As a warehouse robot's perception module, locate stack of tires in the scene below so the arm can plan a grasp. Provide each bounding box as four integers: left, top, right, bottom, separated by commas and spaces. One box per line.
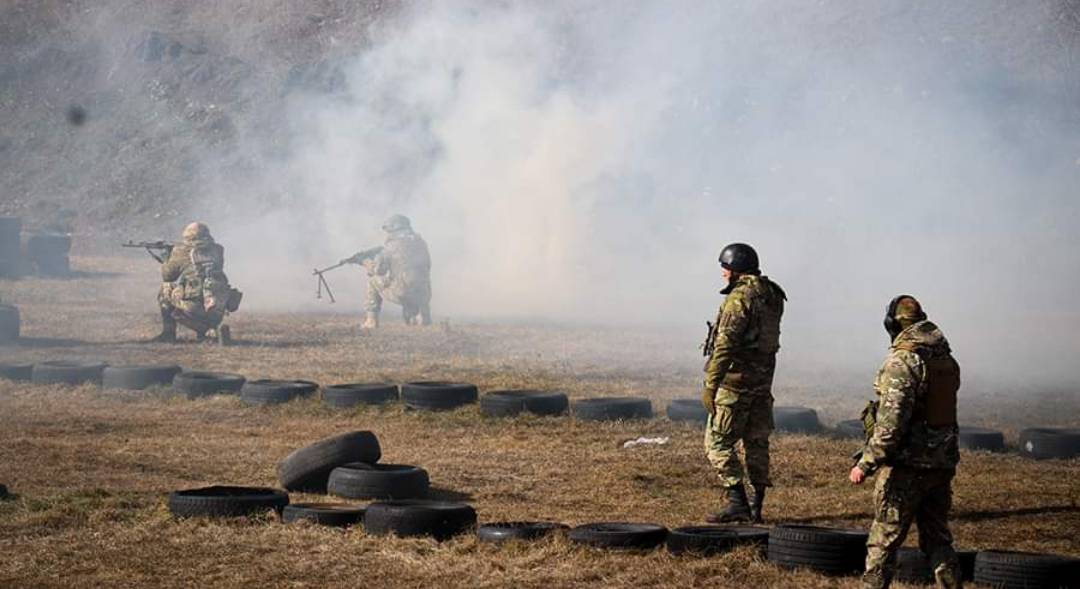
767, 525, 868, 576
26, 232, 71, 277
0, 217, 20, 278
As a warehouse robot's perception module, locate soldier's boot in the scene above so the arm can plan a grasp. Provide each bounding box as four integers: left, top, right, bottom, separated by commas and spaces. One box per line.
361, 312, 379, 329
149, 310, 177, 343
217, 325, 232, 346
749, 485, 767, 524
933, 562, 962, 589
705, 485, 752, 523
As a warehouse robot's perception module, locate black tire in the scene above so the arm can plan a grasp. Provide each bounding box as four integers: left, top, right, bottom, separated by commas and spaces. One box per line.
322, 383, 399, 408
0, 216, 20, 278
27, 234, 72, 277
573, 397, 653, 421
666, 525, 769, 556
281, 503, 366, 527
834, 419, 865, 439
767, 525, 868, 576
400, 382, 478, 411
276, 431, 382, 492
958, 426, 1006, 452
477, 521, 568, 543
240, 379, 320, 406
31, 360, 107, 386
0, 363, 33, 381
327, 463, 429, 500
568, 522, 668, 550
1018, 428, 1080, 460
172, 371, 246, 398
666, 399, 709, 424
895, 547, 934, 584
773, 406, 822, 434
974, 550, 1080, 588
480, 390, 569, 417
167, 486, 289, 518
102, 364, 183, 390
0, 304, 20, 341
363, 500, 477, 541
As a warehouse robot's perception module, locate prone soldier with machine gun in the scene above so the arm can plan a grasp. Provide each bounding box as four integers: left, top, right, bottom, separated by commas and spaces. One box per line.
124, 223, 241, 344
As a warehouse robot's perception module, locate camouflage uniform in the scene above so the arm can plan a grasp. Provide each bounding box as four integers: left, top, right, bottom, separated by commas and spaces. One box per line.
857, 320, 962, 589
158, 229, 231, 336
703, 274, 786, 488
364, 228, 432, 325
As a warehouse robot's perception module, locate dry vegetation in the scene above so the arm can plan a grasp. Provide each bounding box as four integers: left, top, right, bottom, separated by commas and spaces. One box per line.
0, 256, 1077, 588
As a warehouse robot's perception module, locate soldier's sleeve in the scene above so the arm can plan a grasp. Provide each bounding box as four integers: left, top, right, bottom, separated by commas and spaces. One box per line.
159, 245, 188, 282
372, 246, 391, 276
858, 350, 921, 474
703, 293, 751, 392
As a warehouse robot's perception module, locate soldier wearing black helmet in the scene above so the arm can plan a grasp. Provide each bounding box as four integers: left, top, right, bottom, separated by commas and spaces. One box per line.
342, 214, 432, 328
701, 242, 787, 524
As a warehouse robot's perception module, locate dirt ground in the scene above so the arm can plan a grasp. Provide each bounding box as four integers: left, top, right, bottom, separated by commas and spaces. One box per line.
1, 256, 1078, 588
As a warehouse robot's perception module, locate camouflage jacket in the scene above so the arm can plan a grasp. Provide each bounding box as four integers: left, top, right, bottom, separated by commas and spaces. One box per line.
161, 237, 229, 301
858, 320, 961, 474
703, 274, 786, 395
372, 230, 431, 295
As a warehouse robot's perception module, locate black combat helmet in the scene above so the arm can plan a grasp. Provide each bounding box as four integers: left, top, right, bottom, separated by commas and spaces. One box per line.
718, 243, 759, 273
382, 214, 412, 233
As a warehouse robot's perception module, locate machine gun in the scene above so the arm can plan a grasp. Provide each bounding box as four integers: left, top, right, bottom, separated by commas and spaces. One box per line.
312, 246, 384, 304
700, 320, 717, 358
122, 240, 174, 263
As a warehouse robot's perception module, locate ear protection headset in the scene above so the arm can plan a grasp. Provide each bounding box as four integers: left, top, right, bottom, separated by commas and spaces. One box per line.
884, 294, 926, 339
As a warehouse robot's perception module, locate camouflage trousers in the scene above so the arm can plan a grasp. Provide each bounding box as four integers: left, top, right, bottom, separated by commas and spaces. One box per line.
159, 283, 225, 334
863, 466, 960, 589
704, 389, 774, 488
365, 276, 431, 324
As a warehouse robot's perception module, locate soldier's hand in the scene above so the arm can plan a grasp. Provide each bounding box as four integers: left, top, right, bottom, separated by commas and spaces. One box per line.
849, 465, 866, 485
700, 387, 716, 416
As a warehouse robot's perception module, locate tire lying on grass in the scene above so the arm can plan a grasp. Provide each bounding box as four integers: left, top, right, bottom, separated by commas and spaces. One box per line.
0, 363, 33, 382
573, 397, 653, 422
282, 503, 366, 527
167, 486, 289, 518
767, 524, 868, 576
240, 379, 319, 406
277, 431, 382, 492
834, 419, 865, 439
322, 383, 398, 408
974, 550, 1080, 588
773, 406, 822, 434
569, 522, 668, 550
328, 463, 429, 500
666, 526, 769, 556
173, 371, 246, 398
102, 364, 183, 391
0, 304, 19, 341
363, 500, 477, 541
1018, 428, 1080, 460
477, 522, 568, 543
401, 382, 478, 411
958, 427, 1005, 452
480, 390, 569, 417
31, 361, 107, 386
666, 399, 708, 424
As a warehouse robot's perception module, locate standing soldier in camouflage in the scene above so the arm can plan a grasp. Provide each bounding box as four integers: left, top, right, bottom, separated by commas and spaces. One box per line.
151, 222, 240, 344
850, 295, 962, 589
343, 214, 431, 329
701, 242, 786, 524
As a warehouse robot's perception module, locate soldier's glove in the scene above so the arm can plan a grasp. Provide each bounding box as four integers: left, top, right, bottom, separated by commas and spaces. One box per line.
701, 386, 716, 416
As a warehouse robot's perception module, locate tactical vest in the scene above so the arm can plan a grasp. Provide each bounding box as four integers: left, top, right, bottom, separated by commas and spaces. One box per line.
896, 341, 960, 427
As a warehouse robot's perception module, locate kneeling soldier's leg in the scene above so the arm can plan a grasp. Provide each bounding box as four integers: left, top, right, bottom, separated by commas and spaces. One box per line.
864, 467, 918, 589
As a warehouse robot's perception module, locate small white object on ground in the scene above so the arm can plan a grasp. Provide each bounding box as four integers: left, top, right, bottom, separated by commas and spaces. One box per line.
622, 436, 670, 449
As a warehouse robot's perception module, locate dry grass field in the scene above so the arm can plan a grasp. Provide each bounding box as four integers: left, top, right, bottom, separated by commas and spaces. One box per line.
1, 256, 1078, 588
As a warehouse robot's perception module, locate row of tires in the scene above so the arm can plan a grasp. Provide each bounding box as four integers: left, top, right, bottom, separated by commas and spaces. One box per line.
4, 360, 1080, 459
161, 488, 1079, 588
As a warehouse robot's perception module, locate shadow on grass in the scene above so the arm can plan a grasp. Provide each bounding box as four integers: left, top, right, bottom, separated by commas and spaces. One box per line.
1, 336, 91, 348
428, 486, 474, 502
786, 504, 1080, 525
